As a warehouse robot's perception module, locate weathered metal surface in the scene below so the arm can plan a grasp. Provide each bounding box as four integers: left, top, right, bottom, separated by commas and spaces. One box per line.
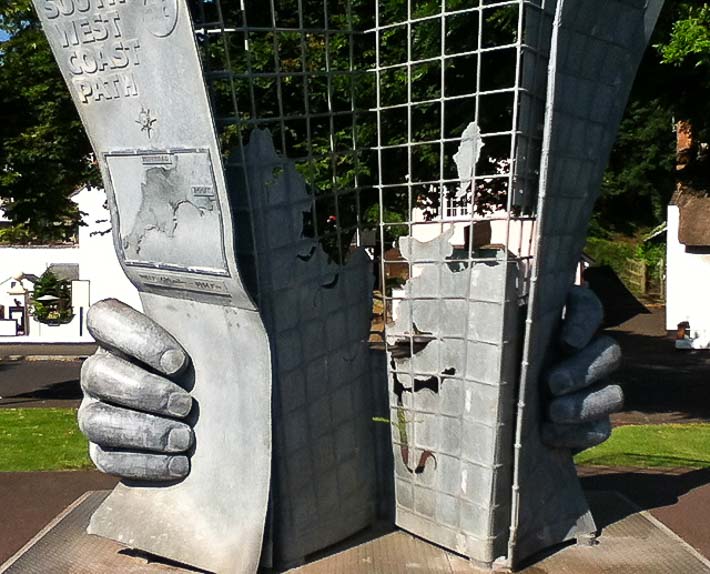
32, 0, 666, 571
229, 129, 378, 567
31, 0, 272, 571
4, 490, 710, 574
375, 1, 645, 566
385, 228, 522, 566
511, 0, 666, 566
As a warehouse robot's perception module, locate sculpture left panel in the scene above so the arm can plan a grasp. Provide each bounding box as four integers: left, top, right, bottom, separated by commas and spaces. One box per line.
31, 0, 272, 572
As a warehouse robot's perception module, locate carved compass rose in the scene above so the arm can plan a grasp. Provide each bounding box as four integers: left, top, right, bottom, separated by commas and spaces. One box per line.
136, 106, 158, 139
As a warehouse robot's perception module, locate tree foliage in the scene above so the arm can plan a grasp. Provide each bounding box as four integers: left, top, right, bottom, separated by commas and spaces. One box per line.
657, 4, 710, 68
30, 269, 74, 324
596, 1, 710, 236
198, 0, 517, 259
2, 0, 709, 244
597, 99, 676, 232
0, 0, 98, 243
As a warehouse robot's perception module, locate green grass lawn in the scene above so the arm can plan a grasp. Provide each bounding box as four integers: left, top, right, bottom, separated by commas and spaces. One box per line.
0, 408, 92, 472
1, 407, 708, 472
575, 423, 710, 469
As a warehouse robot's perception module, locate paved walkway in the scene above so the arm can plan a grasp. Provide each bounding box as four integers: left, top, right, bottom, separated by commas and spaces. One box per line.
0, 343, 96, 360
0, 471, 118, 564
2, 488, 709, 574
606, 307, 710, 426
578, 465, 710, 560
1, 466, 707, 570
0, 360, 83, 408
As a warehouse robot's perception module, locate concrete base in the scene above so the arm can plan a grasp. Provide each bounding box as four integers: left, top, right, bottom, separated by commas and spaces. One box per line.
2, 490, 709, 574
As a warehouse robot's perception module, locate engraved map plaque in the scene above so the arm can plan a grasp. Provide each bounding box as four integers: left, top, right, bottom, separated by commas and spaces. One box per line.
105, 150, 228, 275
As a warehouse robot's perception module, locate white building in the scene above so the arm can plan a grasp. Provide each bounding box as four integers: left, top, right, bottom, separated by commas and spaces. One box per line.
0, 188, 141, 343
666, 190, 710, 349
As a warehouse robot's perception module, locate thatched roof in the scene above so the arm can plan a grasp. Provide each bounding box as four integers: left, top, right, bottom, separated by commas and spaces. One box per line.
675, 191, 710, 247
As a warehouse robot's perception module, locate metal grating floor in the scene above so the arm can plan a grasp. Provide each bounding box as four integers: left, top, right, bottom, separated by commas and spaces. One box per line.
2, 490, 708, 574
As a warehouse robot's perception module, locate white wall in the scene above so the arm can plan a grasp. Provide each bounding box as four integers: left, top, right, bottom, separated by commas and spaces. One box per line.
0, 244, 81, 279
666, 204, 710, 332
410, 208, 536, 258
0, 187, 141, 343
73, 187, 142, 311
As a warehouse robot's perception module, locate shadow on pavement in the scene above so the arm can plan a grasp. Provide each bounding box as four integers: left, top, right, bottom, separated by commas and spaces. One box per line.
0, 360, 83, 408
585, 265, 650, 328
580, 467, 710, 559
582, 468, 710, 521
0, 379, 83, 406
609, 329, 710, 423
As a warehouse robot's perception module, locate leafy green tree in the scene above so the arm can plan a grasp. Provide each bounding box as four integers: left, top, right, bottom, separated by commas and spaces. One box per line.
655, 1, 710, 194
595, 1, 710, 236
655, 1, 710, 146
657, 4, 710, 69
596, 99, 676, 232
30, 269, 74, 324
199, 0, 519, 261
0, 0, 99, 243
7, 0, 704, 248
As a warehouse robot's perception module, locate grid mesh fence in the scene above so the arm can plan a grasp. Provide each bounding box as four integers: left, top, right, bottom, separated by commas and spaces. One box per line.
190, 1, 380, 564
188, 0, 554, 565
370, 1, 553, 562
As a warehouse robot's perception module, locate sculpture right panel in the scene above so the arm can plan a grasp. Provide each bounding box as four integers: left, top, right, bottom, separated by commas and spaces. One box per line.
512, 0, 665, 566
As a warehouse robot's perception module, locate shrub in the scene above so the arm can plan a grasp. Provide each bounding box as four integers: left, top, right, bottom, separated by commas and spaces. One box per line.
31, 270, 74, 325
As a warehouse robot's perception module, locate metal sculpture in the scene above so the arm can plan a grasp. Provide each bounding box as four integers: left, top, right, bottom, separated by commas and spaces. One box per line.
31, 0, 663, 572
372, 0, 662, 568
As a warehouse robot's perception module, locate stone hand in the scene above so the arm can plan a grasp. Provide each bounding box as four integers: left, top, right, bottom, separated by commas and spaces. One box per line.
541, 286, 624, 451
78, 299, 194, 481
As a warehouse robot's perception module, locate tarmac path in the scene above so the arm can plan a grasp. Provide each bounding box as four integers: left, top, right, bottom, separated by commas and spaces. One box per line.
0, 360, 83, 409
579, 465, 710, 561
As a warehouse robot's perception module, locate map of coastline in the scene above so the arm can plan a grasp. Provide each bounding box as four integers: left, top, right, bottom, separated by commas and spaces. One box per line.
109, 151, 227, 273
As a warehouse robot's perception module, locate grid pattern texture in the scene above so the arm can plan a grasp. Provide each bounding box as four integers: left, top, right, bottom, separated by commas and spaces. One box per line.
189, 0, 551, 565
372, 1, 551, 565
512, 0, 665, 565
190, 2, 379, 566
186, 0, 661, 568
227, 130, 377, 565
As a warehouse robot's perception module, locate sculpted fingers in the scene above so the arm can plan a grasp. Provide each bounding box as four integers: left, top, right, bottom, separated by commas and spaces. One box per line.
81, 353, 192, 418
79, 306, 194, 482
544, 289, 622, 452
541, 418, 611, 450
79, 401, 194, 454
89, 443, 190, 481
548, 384, 624, 424
87, 299, 189, 376
546, 335, 621, 396
561, 287, 604, 352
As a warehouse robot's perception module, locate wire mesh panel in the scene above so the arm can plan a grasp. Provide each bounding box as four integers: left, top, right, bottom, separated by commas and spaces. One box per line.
186, 0, 620, 568
370, 0, 554, 565
190, 0, 557, 566
189, 1, 381, 567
